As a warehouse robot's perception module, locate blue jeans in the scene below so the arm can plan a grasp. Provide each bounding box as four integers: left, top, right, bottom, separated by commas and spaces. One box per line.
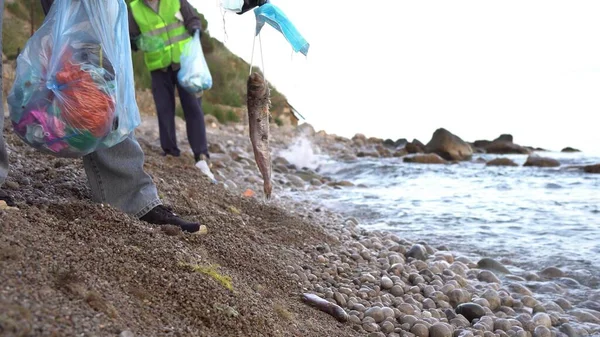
0, 1, 161, 217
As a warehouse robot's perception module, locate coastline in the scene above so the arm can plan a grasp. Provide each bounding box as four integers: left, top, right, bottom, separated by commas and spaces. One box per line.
1, 114, 598, 337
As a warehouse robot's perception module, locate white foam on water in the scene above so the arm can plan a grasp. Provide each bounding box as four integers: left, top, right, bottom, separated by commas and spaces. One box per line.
276, 135, 330, 170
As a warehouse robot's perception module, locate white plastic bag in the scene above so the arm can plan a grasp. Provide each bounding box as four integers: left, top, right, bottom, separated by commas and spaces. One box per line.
177, 30, 213, 94
220, 0, 244, 13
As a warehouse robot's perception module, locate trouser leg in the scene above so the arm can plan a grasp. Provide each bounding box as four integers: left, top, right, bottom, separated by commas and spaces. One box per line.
175, 70, 209, 160
82, 132, 161, 218
151, 68, 179, 156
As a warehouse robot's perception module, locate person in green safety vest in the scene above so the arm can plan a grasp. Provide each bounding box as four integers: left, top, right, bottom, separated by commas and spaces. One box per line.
128, 0, 215, 180
0, 0, 208, 234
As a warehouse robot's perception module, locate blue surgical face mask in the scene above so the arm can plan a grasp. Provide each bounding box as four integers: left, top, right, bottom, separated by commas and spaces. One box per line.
254, 3, 309, 56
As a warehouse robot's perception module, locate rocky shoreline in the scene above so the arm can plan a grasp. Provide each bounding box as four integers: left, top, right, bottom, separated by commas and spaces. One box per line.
135, 115, 599, 199
133, 114, 600, 337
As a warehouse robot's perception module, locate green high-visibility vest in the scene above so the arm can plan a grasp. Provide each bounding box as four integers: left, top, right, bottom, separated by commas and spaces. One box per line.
130, 0, 192, 71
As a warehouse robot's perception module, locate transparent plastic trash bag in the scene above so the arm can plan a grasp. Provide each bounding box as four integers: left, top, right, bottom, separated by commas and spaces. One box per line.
177, 30, 213, 94
7, 0, 141, 158
254, 3, 309, 56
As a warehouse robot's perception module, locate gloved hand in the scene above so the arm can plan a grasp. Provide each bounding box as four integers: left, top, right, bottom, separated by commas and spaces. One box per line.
190, 28, 202, 39
237, 0, 269, 15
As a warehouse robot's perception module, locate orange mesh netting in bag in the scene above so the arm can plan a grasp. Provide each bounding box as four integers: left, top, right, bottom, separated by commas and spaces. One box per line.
54, 59, 115, 138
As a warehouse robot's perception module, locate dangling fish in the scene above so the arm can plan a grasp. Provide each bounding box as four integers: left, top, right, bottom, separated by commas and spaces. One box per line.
246, 72, 272, 199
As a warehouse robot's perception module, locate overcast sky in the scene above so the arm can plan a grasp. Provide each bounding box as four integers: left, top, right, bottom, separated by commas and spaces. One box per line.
189, 0, 600, 154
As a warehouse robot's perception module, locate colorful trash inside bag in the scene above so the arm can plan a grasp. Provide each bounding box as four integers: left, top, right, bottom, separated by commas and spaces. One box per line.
254, 3, 309, 56
7, 0, 141, 158
177, 30, 213, 94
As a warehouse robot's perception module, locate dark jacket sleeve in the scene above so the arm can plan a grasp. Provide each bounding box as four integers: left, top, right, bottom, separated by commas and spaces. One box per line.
179, 0, 202, 36
40, 0, 53, 16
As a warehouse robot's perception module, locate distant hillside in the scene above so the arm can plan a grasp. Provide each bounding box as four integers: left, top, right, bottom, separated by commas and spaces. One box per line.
2, 1, 296, 126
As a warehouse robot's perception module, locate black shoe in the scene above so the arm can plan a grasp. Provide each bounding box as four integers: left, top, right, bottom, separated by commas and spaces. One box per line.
0, 189, 15, 207
162, 151, 181, 158
140, 205, 200, 233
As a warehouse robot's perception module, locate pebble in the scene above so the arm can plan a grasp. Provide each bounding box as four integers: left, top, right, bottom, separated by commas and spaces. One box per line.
349, 314, 361, 325
521, 295, 538, 308
449, 289, 471, 307
382, 306, 395, 319
363, 322, 380, 333
365, 307, 385, 323
334, 292, 346, 306
478, 270, 501, 283
554, 298, 572, 311
381, 276, 394, 289
381, 321, 395, 333
542, 301, 564, 314
368, 333, 386, 337
532, 313, 552, 328
559, 323, 578, 337
508, 283, 533, 296
391, 285, 404, 297
481, 289, 501, 311
411, 323, 430, 337
455, 303, 486, 322
494, 317, 512, 332
429, 322, 453, 337
406, 244, 428, 261
539, 267, 564, 279
533, 326, 551, 337
477, 258, 511, 274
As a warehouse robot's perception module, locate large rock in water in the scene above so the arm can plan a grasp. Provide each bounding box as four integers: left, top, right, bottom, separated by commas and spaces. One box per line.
403, 153, 447, 164
523, 155, 560, 167
561, 147, 581, 153
405, 139, 425, 154
352, 133, 367, 147
486, 142, 530, 154
424, 128, 473, 161
584, 164, 600, 173
472, 134, 531, 155
485, 135, 531, 154
495, 134, 513, 143
394, 138, 408, 148
472, 140, 491, 149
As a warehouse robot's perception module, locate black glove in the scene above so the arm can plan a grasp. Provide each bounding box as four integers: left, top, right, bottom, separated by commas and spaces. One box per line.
189, 27, 202, 38
237, 0, 268, 15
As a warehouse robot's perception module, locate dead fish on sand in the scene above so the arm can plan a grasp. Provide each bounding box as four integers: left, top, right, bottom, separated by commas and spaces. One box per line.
246, 72, 272, 199
302, 293, 349, 322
